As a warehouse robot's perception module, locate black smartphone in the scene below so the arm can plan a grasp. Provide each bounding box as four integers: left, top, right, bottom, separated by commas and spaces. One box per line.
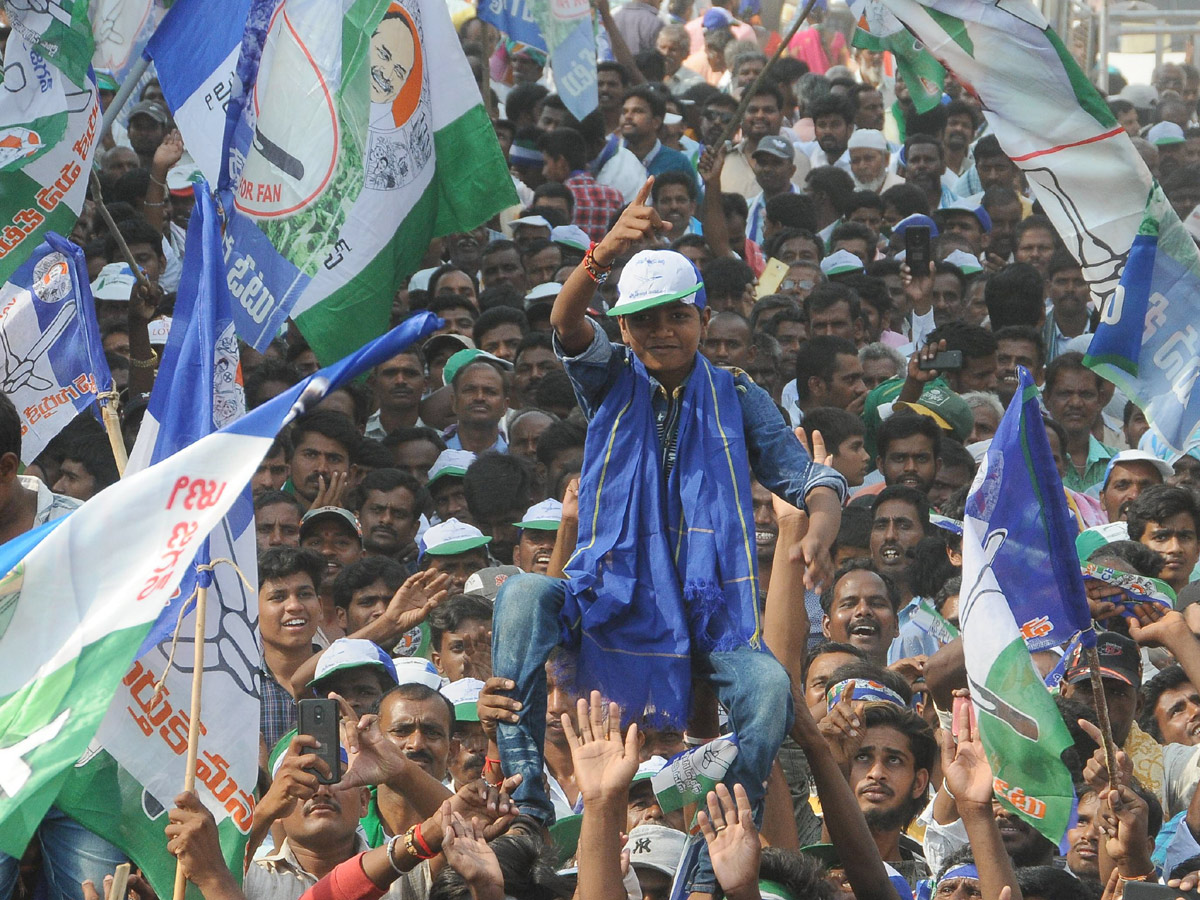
905, 224, 932, 272
298, 698, 341, 784
919, 350, 963, 371
1124, 883, 1200, 900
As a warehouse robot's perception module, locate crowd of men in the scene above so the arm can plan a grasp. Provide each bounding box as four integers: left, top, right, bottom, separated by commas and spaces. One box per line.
6, 2, 1200, 900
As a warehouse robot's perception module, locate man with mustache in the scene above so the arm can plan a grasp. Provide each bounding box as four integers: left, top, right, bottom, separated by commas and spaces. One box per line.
353, 469, 425, 568
441, 678, 489, 789
366, 350, 427, 439
870, 486, 938, 664
367, 684, 456, 841
287, 412, 358, 512
1098, 451, 1171, 524
511, 500, 562, 575
820, 562, 901, 668
245, 692, 467, 898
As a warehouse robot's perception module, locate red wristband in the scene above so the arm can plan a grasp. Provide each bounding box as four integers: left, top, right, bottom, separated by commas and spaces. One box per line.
413, 822, 436, 859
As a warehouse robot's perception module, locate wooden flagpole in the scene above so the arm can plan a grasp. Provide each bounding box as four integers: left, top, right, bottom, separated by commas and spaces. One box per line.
171, 585, 208, 900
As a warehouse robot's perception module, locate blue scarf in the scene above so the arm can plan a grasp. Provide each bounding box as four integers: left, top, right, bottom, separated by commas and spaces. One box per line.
561, 350, 762, 725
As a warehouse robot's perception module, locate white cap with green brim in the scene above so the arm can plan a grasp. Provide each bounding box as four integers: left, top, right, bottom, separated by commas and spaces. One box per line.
819, 249, 865, 276
511, 215, 553, 230
427, 449, 476, 486
632, 755, 667, 783
607, 249, 706, 317
1148, 121, 1186, 146
943, 249, 984, 275
308, 638, 397, 688
393, 657, 443, 690
419, 517, 491, 558
441, 677, 485, 723
551, 224, 590, 251
514, 498, 563, 530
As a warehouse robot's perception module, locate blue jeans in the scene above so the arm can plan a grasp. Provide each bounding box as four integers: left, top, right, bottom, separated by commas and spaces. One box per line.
492, 573, 793, 892
0, 807, 128, 900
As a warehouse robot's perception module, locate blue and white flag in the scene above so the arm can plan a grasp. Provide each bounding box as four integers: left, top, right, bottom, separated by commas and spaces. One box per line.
963, 367, 1093, 652
0, 233, 112, 465
144, 0, 250, 186
476, 0, 546, 52
126, 182, 250, 650
1084, 187, 1200, 457
58, 183, 260, 900
0, 309, 439, 858
478, 0, 597, 121
960, 366, 1082, 846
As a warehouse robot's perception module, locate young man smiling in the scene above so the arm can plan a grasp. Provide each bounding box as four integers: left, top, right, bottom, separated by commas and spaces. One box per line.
257, 547, 326, 750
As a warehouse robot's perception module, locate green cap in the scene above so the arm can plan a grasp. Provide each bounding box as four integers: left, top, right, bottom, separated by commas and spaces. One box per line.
894, 383, 974, 444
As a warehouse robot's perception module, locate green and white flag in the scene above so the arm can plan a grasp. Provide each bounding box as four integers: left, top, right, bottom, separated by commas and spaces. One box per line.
875, 0, 1149, 317
849, 0, 944, 113
4, 0, 96, 88
212, 0, 517, 362
960, 368, 1085, 846
0, 30, 100, 285
651, 735, 739, 814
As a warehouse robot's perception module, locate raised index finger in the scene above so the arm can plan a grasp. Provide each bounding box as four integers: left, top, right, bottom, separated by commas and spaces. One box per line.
633, 177, 655, 208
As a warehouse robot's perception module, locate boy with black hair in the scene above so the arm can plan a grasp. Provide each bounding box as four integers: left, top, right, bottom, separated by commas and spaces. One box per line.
472, 307, 528, 363
804, 407, 869, 488
1128, 485, 1200, 595
463, 452, 536, 563
428, 593, 493, 682
876, 412, 942, 495
53, 430, 120, 502
794, 336, 866, 420
493, 183, 846, 897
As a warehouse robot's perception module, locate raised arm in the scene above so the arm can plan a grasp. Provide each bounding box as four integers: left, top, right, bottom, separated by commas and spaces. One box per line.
790, 695, 902, 900
940, 700, 1023, 900
551, 178, 667, 354
697, 145, 732, 259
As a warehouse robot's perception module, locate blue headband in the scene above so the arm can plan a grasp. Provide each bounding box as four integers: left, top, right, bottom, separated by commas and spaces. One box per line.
826, 678, 908, 711
509, 144, 544, 165
938, 864, 980, 885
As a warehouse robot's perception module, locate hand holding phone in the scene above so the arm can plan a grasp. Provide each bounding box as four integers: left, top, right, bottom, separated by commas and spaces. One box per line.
298, 698, 341, 785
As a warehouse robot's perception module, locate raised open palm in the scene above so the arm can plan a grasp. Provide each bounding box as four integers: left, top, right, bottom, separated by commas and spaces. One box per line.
562, 691, 639, 803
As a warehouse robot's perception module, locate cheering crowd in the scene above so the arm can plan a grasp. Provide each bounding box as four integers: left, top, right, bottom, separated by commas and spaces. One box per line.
6, 3, 1200, 900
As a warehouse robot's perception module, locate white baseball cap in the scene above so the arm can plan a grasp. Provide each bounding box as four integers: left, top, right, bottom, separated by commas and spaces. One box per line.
551, 224, 590, 251
1103, 449, 1174, 486
441, 677, 485, 723
419, 517, 491, 558
627, 824, 687, 876
514, 498, 563, 530
819, 249, 865, 276
309, 638, 398, 688
943, 249, 984, 275
608, 250, 705, 317
427, 449, 476, 486
393, 657, 443, 690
